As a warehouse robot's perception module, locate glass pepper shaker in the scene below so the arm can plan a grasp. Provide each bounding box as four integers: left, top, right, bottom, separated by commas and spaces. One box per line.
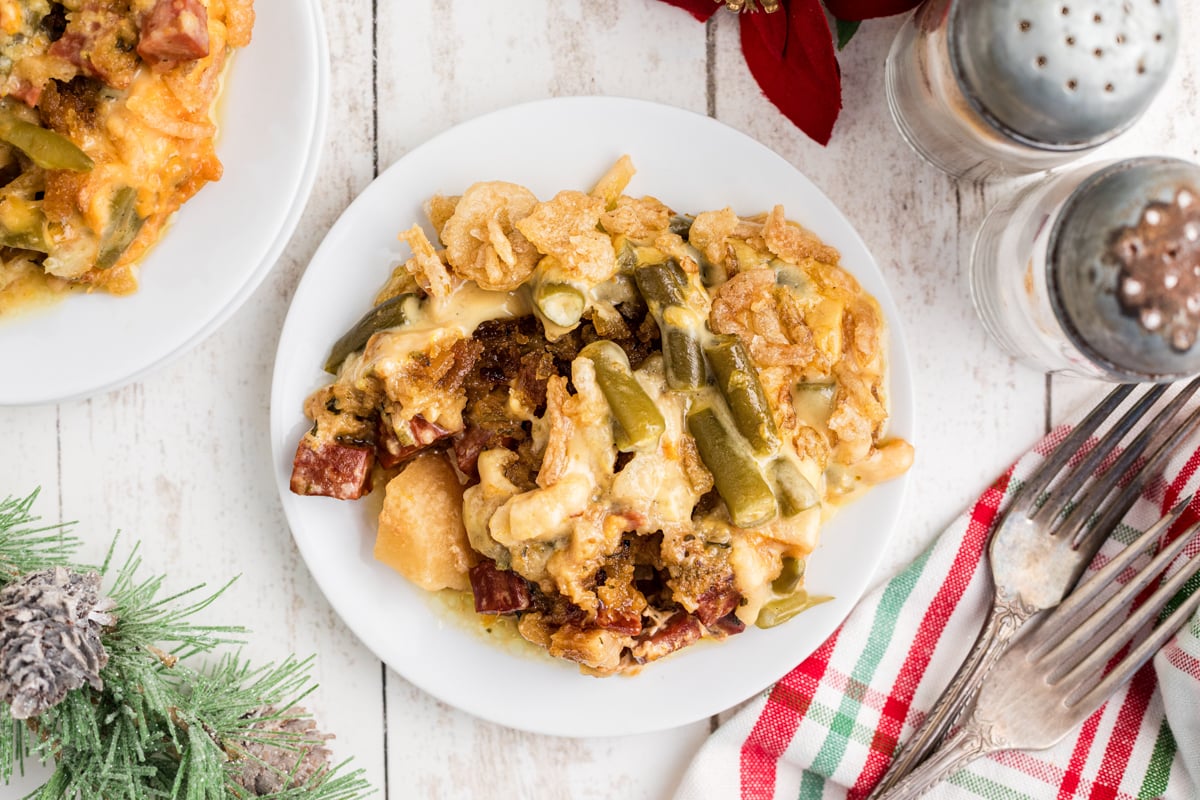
885, 0, 1179, 181
970, 157, 1200, 382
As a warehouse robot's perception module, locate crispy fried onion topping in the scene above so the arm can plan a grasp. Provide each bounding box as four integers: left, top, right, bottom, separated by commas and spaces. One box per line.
398, 225, 455, 300
599, 195, 672, 242
515, 190, 617, 284
424, 194, 460, 239
689, 205, 840, 274
440, 181, 541, 291
710, 269, 821, 370
762, 205, 840, 266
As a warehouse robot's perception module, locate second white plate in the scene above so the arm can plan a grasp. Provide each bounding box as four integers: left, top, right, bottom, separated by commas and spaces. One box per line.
0, 0, 329, 406
271, 96, 914, 737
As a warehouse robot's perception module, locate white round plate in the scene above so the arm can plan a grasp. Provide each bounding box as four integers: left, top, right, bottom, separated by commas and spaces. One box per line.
0, 0, 329, 406
271, 96, 914, 738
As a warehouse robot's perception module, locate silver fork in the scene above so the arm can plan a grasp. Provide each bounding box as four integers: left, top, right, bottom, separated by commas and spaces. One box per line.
868, 379, 1200, 798
879, 509, 1200, 799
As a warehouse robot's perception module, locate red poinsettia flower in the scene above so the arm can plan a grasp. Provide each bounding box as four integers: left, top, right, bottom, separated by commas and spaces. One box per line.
658, 0, 922, 145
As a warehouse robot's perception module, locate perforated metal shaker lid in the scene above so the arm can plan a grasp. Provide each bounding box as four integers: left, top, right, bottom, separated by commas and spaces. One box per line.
1049, 158, 1200, 381
950, 0, 1178, 149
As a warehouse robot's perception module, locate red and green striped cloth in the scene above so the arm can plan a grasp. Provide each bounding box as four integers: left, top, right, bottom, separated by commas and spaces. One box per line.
676, 422, 1200, 800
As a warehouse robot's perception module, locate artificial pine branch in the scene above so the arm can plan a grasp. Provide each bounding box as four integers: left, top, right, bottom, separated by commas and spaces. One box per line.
0, 491, 82, 584
0, 492, 374, 800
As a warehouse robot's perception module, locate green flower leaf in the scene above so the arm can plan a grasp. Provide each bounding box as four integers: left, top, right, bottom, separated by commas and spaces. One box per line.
835, 17, 861, 50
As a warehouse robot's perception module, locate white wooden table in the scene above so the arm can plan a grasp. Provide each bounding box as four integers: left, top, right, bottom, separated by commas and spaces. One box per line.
3, 2, 1198, 797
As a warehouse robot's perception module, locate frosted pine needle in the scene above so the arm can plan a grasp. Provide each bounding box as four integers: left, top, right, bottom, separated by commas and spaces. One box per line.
0, 491, 82, 584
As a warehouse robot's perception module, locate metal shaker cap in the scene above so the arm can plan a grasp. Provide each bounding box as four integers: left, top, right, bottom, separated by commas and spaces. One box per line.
1049, 158, 1200, 381
950, 0, 1178, 149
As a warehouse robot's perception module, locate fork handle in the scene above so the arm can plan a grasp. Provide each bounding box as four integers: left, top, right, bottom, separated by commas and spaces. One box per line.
867, 597, 1031, 799
875, 722, 1001, 800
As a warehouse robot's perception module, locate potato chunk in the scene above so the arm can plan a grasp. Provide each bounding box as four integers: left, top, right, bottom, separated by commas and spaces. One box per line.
375, 453, 474, 591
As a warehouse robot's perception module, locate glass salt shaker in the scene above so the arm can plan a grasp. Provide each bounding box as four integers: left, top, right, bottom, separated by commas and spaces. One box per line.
885, 0, 1179, 181
970, 157, 1200, 382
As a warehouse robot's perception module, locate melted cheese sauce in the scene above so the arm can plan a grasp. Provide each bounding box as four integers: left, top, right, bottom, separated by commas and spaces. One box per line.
0, 263, 74, 318
352, 282, 532, 379
429, 588, 549, 661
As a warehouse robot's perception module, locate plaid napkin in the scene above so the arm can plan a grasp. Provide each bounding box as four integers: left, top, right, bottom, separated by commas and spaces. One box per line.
675, 418, 1200, 800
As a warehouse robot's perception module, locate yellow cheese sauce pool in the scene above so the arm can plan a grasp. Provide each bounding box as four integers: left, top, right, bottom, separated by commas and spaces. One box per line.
0, 266, 74, 319
427, 588, 546, 661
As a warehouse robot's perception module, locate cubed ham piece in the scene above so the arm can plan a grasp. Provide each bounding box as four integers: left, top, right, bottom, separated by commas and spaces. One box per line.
48, 33, 85, 65
451, 424, 499, 477
631, 612, 703, 664
290, 437, 374, 500
693, 576, 742, 626
707, 612, 747, 639
469, 560, 531, 614
7, 80, 41, 107
376, 415, 451, 469
137, 0, 210, 63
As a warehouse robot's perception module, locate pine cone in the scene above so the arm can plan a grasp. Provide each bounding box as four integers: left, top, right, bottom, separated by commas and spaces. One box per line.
231, 706, 332, 795
0, 567, 116, 719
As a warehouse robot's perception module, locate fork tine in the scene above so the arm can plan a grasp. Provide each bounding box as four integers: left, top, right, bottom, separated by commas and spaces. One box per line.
1070, 379, 1200, 548
1027, 497, 1193, 661
1071, 571, 1200, 711
1040, 518, 1200, 680
1030, 385, 1168, 526
1015, 384, 1136, 511
1048, 525, 1200, 692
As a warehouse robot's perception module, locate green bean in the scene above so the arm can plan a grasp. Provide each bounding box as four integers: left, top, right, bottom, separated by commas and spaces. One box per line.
663, 325, 706, 391
633, 259, 687, 308
616, 239, 637, 273
770, 458, 820, 517
0, 112, 93, 172
95, 187, 145, 270
755, 591, 833, 629
705, 335, 780, 456
635, 261, 706, 391
687, 402, 777, 528
774, 263, 808, 290
533, 281, 586, 328
0, 197, 47, 252
772, 556, 804, 595
0, 224, 46, 252
324, 292, 417, 374
580, 340, 666, 451
698, 253, 728, 288
669, 214, 694, 238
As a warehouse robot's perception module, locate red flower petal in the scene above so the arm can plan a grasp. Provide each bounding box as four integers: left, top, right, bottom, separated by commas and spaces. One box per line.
741, 0, 842, 145
822, 0, 922, 21
657, 0, 721, 23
